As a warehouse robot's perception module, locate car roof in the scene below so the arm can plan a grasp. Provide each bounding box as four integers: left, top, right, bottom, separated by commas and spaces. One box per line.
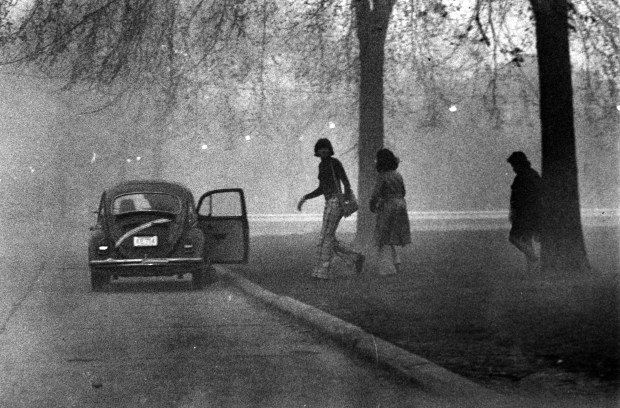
105, 180, 193, 200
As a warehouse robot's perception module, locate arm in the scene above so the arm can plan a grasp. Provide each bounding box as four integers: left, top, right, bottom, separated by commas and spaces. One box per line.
369, 176, 382, 213
298, 167, 324, 211
297, 187, 322, 211
510, 176, 525, 222
303, 187, 322, 201
334, 159, 352, 197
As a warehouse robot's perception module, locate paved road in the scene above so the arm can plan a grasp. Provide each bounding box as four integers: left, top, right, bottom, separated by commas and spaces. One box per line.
0, 261, 496, 408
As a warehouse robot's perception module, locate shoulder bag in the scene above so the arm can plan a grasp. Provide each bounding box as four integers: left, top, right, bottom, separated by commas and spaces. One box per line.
330, 160, 359, 218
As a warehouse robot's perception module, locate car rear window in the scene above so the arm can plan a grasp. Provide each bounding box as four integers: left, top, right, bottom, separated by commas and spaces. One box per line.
113, 193, 182, 215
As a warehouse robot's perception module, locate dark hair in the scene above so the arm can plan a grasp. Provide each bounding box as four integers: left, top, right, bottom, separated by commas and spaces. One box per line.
376, 148, 399, 172
507, 151, 531, 167
314, 138, 334, 157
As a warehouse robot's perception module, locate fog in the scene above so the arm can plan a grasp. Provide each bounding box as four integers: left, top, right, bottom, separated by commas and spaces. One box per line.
0, 64, 618, 238
0, 52, 617, 406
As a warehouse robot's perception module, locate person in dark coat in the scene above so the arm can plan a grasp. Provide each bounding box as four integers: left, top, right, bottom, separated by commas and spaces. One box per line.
370, 148, 411, 276
507, 151, 542, 272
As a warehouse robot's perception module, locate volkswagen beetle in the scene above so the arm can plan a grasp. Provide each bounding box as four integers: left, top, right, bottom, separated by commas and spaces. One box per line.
88, 180, 249, 291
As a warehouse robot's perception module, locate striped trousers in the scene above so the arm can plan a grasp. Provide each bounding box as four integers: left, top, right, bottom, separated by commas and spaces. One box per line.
314, 197, 361, 277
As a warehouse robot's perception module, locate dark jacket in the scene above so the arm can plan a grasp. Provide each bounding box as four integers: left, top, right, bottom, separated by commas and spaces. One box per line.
510, 167, 542, 233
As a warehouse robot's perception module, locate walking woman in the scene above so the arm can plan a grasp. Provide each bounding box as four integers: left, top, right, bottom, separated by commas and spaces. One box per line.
297, 138, 365, 279
369, 148, 411, 276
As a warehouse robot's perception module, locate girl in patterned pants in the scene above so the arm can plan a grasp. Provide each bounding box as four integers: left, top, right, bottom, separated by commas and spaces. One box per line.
314, 196, 363, 278
297, 138, 365, 279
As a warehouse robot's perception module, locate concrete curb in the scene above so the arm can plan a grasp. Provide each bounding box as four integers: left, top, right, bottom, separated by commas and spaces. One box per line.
214, 265, 503, 399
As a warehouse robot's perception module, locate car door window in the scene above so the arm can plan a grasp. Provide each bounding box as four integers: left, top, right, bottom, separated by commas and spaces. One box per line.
197, 189, 249, 264
198, 191, 243, 217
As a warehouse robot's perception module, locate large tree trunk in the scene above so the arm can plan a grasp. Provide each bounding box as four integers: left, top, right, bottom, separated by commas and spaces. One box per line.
530, 0, 591, 273
354, 0, 395, 247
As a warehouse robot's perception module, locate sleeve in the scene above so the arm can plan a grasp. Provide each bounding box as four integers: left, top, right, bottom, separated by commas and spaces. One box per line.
510, 176, 527, 214
334, 159, 352, 196
509, 181, 519, 212
304, 187, 322, 200
369, 176, 382, 213
303, 164, 323, 200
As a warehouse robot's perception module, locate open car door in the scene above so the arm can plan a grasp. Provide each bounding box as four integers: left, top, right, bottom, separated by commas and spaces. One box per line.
197, 188, 249, 264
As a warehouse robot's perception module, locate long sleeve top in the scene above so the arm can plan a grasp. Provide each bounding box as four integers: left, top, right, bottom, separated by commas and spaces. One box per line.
510, 166, 542, 230
369, 170, 406, 212
303, 157, 352, 200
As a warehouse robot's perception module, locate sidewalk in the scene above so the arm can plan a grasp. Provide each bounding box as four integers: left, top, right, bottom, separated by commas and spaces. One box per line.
0, 227, 53, 333
214, 265, 502, 400
215, 265, 619, 408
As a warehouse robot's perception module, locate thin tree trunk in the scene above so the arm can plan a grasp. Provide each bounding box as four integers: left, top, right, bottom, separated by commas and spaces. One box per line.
119, 130, 128, 181
354, 0, 395, 247
152, 0, 178, 180
53, 101, 73, 221
530, 0, 591, 273
152, 131, 165, 179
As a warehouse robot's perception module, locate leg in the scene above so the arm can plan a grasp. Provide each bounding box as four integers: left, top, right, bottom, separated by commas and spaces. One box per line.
526, 253, 541, 273
378, 245, 396, 276
390, 245, 402, 274
313, 198, 341, 279
510, 230, 539, 272
509, 234, 538, 261
319, 198, 363, 274
333, 239, 364, 274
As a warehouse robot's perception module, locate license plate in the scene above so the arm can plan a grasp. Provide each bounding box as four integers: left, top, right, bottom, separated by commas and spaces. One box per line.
134, 236, 158, 247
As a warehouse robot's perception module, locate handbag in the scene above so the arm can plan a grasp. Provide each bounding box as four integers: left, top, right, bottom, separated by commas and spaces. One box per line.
330, 160, 359, 217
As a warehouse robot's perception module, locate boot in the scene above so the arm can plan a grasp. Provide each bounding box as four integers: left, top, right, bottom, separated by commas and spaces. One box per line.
526, 256, 540, 274
311, 262, 331, 280
378, 258, 396, 276
355, 254, 365, 274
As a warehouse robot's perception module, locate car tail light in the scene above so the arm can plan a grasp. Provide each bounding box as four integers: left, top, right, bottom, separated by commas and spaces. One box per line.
98, 242, 110, 255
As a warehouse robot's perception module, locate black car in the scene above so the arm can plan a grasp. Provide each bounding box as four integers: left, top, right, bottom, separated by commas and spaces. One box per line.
88, 180, 249, 291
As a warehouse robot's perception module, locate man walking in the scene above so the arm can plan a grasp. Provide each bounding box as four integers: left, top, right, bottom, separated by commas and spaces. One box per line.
507, 151, 542, 273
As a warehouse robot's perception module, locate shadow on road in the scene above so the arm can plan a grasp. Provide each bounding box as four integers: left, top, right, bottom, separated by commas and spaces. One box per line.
95, 278, 200, 293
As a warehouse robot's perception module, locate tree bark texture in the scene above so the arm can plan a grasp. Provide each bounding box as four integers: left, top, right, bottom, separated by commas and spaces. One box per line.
354, 0, 395, 247
530, 0, 590, 272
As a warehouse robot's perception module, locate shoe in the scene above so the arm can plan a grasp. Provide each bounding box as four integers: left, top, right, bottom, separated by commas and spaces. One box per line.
378, 261, 397, 276
526, 256, 541, 274
311, 271, 331, 280
528, 260, 541, 274
355, 254, 365, 274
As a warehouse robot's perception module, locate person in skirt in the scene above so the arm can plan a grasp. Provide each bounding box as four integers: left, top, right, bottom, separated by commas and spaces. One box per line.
369, 148, 411, 276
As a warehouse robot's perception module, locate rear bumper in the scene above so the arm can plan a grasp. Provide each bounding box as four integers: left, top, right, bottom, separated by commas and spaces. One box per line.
89, 257, 204, 276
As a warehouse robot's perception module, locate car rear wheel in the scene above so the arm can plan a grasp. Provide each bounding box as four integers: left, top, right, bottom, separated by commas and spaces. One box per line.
192, 264, 216, 290
204, 265, 217, 285
191, 269, 204, 290
91, 269, 110, 291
